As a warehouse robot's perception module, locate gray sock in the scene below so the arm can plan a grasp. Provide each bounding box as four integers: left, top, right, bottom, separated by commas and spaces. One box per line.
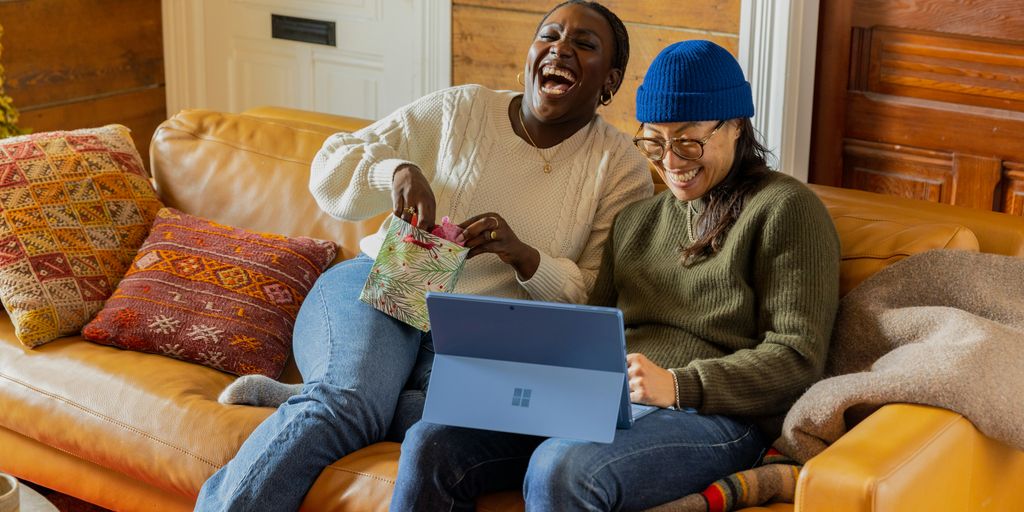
218, 374, 303, 407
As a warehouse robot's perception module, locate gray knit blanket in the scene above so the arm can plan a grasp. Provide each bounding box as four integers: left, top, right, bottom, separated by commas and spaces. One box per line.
777, 249, 1024, 462
649, 249, 1024, 511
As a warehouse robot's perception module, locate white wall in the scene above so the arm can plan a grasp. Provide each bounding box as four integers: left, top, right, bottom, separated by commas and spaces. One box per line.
162, 0, 451, 118
739, 0, 820, 182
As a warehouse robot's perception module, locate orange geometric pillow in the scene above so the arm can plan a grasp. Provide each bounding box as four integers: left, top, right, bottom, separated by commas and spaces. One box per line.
82, 208, 337, 377
0, 125, 163, 347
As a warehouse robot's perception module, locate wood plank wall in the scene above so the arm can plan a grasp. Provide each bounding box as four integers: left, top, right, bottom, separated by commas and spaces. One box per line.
452, 0, 741, 134
0, 0, 165, 168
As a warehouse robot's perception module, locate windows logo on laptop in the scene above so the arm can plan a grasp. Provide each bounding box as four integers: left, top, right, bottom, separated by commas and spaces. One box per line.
511, 387, 532, 408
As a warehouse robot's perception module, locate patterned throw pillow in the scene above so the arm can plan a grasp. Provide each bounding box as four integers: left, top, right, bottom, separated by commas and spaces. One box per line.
81, 208, 337, 377
0, 125, 163, 347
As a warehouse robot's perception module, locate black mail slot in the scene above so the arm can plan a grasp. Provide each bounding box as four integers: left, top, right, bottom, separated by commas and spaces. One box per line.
271, 14, 336, 46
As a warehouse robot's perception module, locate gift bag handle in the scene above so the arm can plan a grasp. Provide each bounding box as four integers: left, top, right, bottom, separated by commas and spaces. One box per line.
402, 235, 436, 251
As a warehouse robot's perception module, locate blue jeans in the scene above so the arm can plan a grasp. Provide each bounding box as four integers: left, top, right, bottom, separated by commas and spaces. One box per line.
391, 410, 766, 512
196, 255, 432, 512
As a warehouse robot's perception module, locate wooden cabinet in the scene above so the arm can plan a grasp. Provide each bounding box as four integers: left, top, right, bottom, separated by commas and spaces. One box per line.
810, 0, 1024, 214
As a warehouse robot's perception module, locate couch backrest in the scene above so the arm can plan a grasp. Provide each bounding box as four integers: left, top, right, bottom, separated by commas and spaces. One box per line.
810, 184, 1024, 258
809, 184, 1024, 294
820, 196, 980, 295
150, 109, 385, 261
151, 109, 1024, 295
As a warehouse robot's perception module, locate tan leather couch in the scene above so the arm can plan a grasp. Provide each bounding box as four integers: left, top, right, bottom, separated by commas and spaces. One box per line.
1, 108, 1022, 512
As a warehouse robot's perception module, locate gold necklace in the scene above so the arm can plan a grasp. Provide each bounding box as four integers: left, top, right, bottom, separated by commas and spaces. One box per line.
517, 99, 552, 173
686, 201, 699, 243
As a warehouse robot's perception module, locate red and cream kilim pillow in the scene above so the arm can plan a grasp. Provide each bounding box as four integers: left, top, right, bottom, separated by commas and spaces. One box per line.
82, 208, 337, 377
0, 125, 163, 347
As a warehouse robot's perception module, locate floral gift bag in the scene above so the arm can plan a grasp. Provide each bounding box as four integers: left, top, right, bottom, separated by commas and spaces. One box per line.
360, 216, 469, 331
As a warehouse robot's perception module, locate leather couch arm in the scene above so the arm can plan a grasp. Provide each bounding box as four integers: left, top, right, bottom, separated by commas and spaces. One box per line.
797, 403, 1024, 512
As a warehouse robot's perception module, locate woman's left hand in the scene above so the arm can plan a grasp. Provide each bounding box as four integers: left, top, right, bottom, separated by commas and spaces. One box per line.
627, 353, 677, 408
458, 213, 540, 280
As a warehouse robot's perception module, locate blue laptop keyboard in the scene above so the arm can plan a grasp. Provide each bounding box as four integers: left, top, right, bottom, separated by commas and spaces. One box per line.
630, 403, 658, 421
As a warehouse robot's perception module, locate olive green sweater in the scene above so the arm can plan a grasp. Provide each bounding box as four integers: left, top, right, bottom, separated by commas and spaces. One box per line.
589, 172, 841, 422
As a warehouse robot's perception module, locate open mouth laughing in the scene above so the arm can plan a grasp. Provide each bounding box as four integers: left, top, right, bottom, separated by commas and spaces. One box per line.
539, 63, 579, 96
665, 167, 703, 186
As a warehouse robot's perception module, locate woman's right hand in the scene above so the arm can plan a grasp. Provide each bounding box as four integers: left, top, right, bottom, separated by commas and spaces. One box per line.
392, 164, 436, 230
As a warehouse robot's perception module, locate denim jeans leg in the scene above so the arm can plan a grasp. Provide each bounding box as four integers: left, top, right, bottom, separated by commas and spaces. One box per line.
390, 422, 544, 512
386, 336, 434, 442
196, 255, 424, 512
523, 409, 766, 512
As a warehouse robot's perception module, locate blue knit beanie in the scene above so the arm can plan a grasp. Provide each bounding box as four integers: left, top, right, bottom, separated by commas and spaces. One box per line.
636, 40, 754, 123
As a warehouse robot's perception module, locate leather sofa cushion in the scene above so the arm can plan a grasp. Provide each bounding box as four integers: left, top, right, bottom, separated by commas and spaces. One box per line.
0, 314, 266, 498
826, 205, 979, 295
150, 110, 386, 263
811, 184, 1024, 258
0, 319, 533, 511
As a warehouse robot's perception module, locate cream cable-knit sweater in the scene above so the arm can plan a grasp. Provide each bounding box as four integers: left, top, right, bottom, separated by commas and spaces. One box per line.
310, 85, 653, 303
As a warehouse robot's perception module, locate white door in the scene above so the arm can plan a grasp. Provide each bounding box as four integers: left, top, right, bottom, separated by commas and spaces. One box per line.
163, 0, 451, 120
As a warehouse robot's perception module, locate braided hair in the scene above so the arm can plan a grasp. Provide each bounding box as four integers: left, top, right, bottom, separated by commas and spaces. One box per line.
536, 1, 630, 95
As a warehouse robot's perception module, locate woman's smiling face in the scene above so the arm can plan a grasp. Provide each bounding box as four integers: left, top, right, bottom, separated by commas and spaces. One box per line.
523, 4, 619, 124
641, 120, 741, 202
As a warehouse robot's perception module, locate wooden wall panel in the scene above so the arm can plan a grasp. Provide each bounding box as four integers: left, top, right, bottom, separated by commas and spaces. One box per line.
845, 92, 1024, 164
853, 0, 1024, 41
950, 154, 1001, 210
864, 28, 1024, 112
842, 137, 1004, 210
809, 0, 854, 188
1002, 163, 1024, 216
452, 2, 740, 135
452, 6, 532, 93
454, 0, 740, 34
0, 0, 165, 167
842, 140, 953, 203
18, 87, 167, 161
811, 0, 1024, 215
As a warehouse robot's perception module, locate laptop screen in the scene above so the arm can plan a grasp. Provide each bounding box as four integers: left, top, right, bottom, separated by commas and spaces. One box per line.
425, 293, 626, 373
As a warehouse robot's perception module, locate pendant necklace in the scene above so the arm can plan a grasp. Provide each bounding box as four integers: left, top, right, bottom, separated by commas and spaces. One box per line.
686, 201, 699, 243
517, 99, 553, 174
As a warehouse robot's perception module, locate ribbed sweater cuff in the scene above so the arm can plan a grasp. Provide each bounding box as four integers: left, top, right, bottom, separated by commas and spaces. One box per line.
368, 158, 414, 192
517, 251, 563, 301
672, 367, 703, 408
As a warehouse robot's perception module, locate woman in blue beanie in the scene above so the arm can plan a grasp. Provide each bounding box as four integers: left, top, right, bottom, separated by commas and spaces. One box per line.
392, 40, 840, 510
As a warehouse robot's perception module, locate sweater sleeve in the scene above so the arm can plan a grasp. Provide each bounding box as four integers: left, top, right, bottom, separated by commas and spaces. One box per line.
308, 87, 451, 221
586, 219, 618, 308
673, 187, 841, 416
518, 146, 653, 303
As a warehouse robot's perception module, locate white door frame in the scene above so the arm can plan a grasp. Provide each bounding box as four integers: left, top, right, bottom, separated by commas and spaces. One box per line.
161, 0, 452, 117
416, 0, 452, 102
738, 0, 820, 182
162, 0, 207, 116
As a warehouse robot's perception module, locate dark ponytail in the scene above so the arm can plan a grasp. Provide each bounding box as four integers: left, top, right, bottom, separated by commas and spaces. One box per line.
681, 118, 772, 264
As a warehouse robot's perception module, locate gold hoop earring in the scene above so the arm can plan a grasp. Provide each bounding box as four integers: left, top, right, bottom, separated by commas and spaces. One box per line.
516, 72, 525, 86
599, 90, 614, 106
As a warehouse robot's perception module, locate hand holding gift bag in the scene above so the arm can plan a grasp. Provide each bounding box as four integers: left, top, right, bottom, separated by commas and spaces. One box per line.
360, 215, 468, 331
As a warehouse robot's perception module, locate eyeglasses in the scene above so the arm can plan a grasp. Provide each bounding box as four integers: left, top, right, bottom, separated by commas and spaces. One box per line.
632, 120, 726, 162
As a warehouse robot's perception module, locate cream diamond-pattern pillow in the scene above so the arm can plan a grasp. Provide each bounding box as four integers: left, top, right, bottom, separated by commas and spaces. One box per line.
0, 125, 163, 347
